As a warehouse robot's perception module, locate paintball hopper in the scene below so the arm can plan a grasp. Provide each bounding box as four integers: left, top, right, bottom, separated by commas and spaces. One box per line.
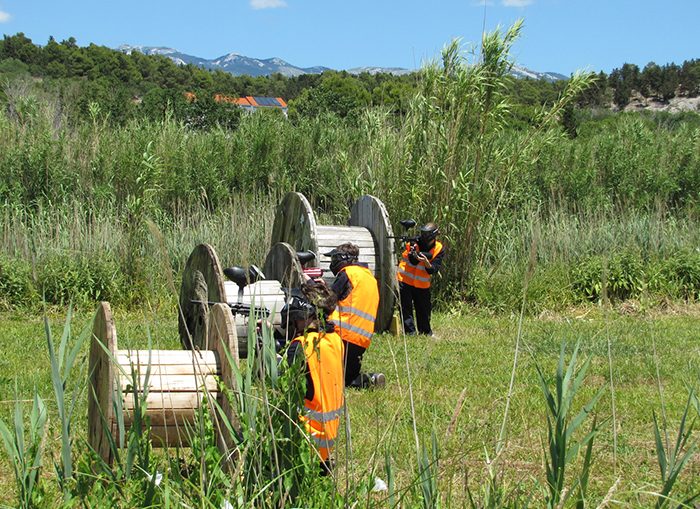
223, 265, 266, 287
296, 251, 317, 266
223, 265, 266, 303
399, 219, 417, 231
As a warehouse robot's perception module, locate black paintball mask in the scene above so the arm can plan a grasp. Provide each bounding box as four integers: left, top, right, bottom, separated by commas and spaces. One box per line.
324, 248, 358, 276
418, 224, 439, 250
280, 294, 318, 334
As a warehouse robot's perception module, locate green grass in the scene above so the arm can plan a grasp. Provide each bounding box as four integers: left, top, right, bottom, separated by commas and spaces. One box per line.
3, 304, 700, 506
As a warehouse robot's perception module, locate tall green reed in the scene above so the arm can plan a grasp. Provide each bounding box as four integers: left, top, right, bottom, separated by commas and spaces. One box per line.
535, 340, 607, 509
396, 21, 594, 296
0, 383, 47, 508
45, 302, 90, 500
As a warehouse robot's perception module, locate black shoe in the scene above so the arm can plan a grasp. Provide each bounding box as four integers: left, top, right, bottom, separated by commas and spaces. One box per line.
319, 459, 334, 477
349, 373, 372, 389
370, 373, 386, 389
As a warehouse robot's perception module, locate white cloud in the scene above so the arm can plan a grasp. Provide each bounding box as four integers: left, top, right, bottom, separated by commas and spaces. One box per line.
470, 0, 495, 6
0, 9, 11, 22
250, 0, 288, 9
502, 0, 533, 5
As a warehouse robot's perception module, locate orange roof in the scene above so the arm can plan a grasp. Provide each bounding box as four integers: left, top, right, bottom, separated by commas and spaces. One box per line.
214, 94, 236, 103
186, 93, 287, 108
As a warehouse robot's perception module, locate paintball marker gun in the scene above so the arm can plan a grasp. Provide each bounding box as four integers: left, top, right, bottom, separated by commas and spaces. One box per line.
387, 219, 433, 265
191, 264, 270, 319
297, 250, 325, 279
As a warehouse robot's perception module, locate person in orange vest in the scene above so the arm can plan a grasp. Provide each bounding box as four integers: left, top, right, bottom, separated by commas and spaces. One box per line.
397, 222, 445, 337
323, 243, 385, 389
283, 283, 344, 476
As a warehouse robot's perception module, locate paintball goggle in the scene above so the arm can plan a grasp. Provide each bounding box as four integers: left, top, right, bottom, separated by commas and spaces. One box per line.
280, 294, 318, 325
419, 224, 439, 244
324, 248, 358, 275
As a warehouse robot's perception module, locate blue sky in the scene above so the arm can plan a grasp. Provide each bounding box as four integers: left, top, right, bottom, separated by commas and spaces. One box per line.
2, 0, 698, 76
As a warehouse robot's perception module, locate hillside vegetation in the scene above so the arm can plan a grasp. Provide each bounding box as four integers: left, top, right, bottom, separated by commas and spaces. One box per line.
0, 27, 699, 314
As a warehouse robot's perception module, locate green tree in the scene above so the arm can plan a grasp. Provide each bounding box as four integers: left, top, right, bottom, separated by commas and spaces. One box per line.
609, 67, 631, 109
659, 63, 680, 101
641, 62, 662, 98
679, 59, 700, 97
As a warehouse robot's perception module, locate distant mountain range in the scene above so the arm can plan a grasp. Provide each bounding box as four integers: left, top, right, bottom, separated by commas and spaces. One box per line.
117, 45, 567, 82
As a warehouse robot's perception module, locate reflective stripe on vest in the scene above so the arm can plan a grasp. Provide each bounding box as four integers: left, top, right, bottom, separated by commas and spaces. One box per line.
304, 405, 344, 423
397, 241, 444, 289
293, 330, 344, 460
329, 265, 379, 349
309, 433, 337, 448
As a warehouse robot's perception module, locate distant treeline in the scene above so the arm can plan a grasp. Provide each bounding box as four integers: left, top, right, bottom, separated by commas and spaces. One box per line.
0, 32, 699, 130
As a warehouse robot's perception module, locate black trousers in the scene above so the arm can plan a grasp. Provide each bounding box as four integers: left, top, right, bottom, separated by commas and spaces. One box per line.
343, 340, 367, 387
399, 281, 433, 335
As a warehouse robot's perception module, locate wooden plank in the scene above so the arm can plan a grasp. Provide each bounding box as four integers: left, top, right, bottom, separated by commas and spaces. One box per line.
122, 407, 198, 427
112, 424, 197, 448
147, 426, 194, 447
122, 391, 214, 410
116, 350, 217, 367
223, 281, 286, 308
117, 363, 218, 377
118, 374, 218, 393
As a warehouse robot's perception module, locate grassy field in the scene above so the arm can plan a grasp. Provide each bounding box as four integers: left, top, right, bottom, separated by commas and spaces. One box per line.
2, 302, 700, 507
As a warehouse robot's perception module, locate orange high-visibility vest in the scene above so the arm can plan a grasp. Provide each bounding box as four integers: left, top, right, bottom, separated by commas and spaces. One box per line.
329, 265, 379, 349
397, 240, 444, 289
293, 330, 344, 461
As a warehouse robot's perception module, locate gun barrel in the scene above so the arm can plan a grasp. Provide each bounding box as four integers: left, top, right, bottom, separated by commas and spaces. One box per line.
190, 300, 271, 317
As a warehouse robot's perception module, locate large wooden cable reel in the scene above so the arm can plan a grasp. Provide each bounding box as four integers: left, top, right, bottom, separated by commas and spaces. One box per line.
270, 192, 398, 332
89, 301, 239, 465
179, 242, 302, 355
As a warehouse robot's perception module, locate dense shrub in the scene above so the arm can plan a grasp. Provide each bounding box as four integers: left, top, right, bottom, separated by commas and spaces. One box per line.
649, 248, 700, 300
0, 256, 37, 309
36, 251, 124, 308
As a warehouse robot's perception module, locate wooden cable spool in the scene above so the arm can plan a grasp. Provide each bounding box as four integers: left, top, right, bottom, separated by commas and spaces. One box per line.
89, 301, 239, 464
179, 243, 301, 355
270, 192, 398, 332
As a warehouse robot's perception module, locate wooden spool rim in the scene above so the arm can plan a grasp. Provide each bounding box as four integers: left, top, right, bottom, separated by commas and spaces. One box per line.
207, 303, 240, 462
262, 242, 305, 290
349, 194, 398, 333
179, 243, 226, 350
88, 301, 118, 464
270, 192, 318, 254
